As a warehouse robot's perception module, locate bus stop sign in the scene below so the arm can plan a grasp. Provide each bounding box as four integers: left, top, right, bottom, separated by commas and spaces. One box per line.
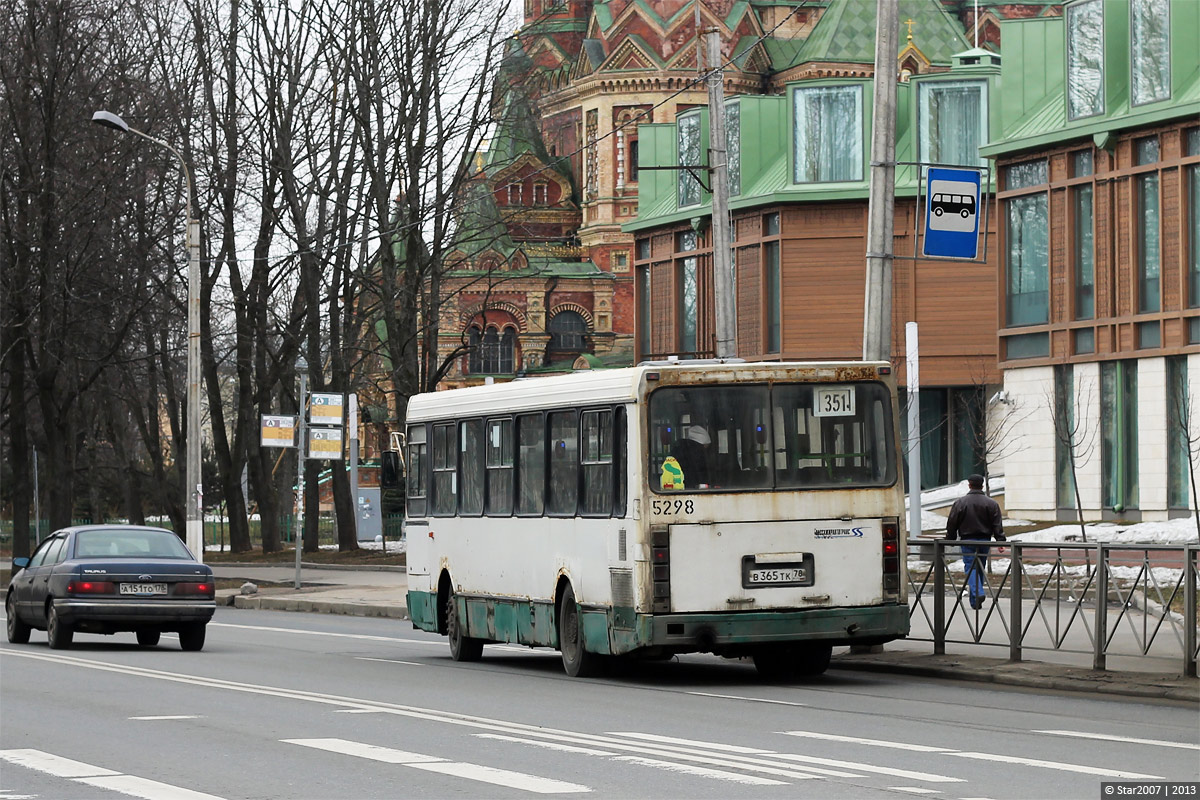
922, 167, 982, 260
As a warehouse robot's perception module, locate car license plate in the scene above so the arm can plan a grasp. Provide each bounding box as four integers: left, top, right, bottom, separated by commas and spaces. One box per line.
120, 583, 167, 595
748, 567, 807, 584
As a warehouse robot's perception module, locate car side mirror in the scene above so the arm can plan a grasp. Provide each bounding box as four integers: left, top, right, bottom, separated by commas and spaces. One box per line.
12, 557, 29, 570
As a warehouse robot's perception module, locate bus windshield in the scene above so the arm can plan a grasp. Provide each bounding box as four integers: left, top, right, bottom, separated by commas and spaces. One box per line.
649, 382, 896, 492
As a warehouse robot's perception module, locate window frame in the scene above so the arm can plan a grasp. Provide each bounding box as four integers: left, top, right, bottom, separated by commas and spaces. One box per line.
515, 412, 546, 517
1065, 0, 1105, 121
791, 83, 864, 184
485, 417, 515, 517
677, 111, 703, 208
546, 409, 580, 517
431, 422, 458, 517
917, 78, 989, 166
579, 408, 615, 518
1130, 0, 1171, 107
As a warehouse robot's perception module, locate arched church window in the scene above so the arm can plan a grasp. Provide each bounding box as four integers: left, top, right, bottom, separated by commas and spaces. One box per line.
548, 310, 587, 353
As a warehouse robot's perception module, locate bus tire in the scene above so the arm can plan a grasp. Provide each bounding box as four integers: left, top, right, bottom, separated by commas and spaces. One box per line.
558, 585, 599, 678
446, 589, 483, 662
753, 643, 832, 680
795, 643, 832, 676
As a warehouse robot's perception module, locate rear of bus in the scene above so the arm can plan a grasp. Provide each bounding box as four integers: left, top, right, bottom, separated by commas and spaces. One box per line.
638, 361, 906, 676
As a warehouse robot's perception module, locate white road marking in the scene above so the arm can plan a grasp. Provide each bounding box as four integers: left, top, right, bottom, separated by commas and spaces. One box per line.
0, 749, 225, 800
76, 775, 225, 800
284, 738, 589, 794
949, 751, 1162, 780
781, 730, 952, 752
607, 732, 772, 754
687, 691, 807, 706
887, 788, 941, 795
1033, 730, 1200, 751
210, 621, 432, 644
283, 739, 443, 764
334, 708, 390, 714
474, 734, 616, 756
613, 755, 787, 786
129, 715, 202, 721
0, 750, 118, 778
409, 761, 590, 794
355, 657, 424, 666
0, 791, 39, 799
774, 754, 965, 783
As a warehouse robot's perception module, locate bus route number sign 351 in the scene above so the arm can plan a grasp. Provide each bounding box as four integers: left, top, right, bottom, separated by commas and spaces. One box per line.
813, 386, 855, 417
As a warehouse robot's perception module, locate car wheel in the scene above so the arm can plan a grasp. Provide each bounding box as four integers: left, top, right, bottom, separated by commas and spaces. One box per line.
6, 592, 30, 644
137, 629, 161, 647
446, 589, 483, 662
46, 602, 73, 650
178, 623, 206, 652
558, 584, 599, 678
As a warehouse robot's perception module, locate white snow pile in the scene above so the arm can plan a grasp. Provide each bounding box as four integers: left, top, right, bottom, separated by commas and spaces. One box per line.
1009, 517, 1199, 545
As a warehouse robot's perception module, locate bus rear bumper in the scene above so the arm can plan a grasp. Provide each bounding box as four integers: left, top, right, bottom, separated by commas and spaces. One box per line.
639, 604, 908, 654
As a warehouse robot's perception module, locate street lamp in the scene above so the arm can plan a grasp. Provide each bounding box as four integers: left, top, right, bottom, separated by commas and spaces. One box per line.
92, 110, 204, 562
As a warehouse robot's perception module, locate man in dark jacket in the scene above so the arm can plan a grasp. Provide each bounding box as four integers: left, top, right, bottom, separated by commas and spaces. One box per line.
945, 474, 1005, 610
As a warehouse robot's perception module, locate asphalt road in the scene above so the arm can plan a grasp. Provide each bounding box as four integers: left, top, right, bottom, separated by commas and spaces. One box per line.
2, 608, 1197, 800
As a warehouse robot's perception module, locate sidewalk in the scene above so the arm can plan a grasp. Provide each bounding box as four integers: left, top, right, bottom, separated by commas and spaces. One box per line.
212, 564, 1199, 703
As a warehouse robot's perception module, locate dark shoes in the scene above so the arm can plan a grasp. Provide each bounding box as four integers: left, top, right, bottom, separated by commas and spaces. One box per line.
969, 597, 984, 610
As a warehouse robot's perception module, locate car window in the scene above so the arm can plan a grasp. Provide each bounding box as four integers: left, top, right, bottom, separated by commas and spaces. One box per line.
42, 537, 66, 565
73, 529, 192, 559
26, 537, 58, 568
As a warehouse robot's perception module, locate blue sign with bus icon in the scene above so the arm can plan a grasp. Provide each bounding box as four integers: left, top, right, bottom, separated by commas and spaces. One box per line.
922, 167, 982, 260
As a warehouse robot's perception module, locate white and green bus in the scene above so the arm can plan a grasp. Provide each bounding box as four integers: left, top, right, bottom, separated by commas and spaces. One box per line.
404, 361, 907, 678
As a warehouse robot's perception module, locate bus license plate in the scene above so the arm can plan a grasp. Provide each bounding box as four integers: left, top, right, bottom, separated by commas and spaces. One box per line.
120, 583, 167, 595
741, 556, 814, 588
748, 567, 806, 584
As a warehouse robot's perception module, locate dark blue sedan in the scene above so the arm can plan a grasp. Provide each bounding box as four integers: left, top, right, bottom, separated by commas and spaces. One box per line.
5, 525, 216, 651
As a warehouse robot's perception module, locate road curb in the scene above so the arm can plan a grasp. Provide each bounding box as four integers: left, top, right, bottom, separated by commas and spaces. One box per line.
231, 594, 409, 620
213, 562, 405, 573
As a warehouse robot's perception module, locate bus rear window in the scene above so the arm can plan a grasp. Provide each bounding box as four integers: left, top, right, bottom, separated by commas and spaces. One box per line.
649, 383, 896, 493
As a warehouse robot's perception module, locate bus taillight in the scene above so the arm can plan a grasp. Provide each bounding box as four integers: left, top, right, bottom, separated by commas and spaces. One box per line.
651, 524, 670, 613
882, 518, 901, 599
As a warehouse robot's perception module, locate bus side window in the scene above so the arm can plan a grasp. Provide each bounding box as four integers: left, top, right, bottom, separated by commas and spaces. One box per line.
431, 422, 457, 517
547, 410, 579, 516
580, 409, 613, 517
485, 418, 514, 516
613, 406, 627, 518
516, 413, 545, 515
459, 419, 484, 516
406, 425, 427, 517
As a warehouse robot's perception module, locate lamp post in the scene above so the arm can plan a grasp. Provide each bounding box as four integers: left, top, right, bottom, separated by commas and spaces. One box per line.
92, 110, 203, 562
295, 356, 309, 589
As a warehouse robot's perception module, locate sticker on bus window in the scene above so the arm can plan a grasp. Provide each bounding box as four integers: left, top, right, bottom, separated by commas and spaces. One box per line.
813, 386, 855, 417
660, 456, 684, 490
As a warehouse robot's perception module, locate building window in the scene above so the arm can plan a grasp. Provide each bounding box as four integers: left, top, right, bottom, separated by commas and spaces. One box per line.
677, 112, 702, 207
508, 184, 521, 205
533, 183, 547, 205
1137, 137, 1160, 313
678, 256, 698, 353
548, 311, 587, 353
1101, 360, 1139, 512
1167, 356, 1190, 509
585, 109, 599, 199
1188, 129, 1200, 307
725, 100, 741, 195
1131, 0, 1170, 106
637, 266, 651, 356
468, 326, 515, 374
1073, 152, 1094, 320
628, 137, 639, 183
765, 240, 780, 353
1054, 365, 1076, 510
637, 238, 651, 260
1005, 192, 1049, 326
793, 84, 863, 183
1005, 159, 1047, 190
1066, 0, 1104, 119
919, 80, 987, 166
764, 212, 779, 236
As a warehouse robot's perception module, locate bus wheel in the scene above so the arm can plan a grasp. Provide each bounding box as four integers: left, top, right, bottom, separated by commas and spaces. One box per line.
446, 590, 483, 662
795, 644, 832, 676
752, 647, 795, 681
558, 585, 599, 678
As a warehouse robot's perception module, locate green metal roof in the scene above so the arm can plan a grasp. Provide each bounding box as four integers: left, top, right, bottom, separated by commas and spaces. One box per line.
796, 0, 969, 66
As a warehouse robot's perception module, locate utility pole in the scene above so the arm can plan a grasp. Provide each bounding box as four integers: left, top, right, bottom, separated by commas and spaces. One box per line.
294, 359, 309, 589
704, 27, 736, 359
862, 0, 899, 362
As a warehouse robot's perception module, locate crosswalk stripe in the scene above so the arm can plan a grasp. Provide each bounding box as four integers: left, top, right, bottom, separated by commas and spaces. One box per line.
607, 732, 773, 754
0, 750, 119, 778
0, 749, 226, 800
1033, 730, 1200, 751
687, 691, 807, 706
77, 775, 226, 800
283, 738, 588, 794
781, 730, 951, 752
408, 761, 589, 793
949, 751, 1163, 780
474, 734, 617, 756
613, 756, 787, 786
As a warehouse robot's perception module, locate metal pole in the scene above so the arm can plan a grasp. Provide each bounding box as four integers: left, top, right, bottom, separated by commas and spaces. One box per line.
1185, 545, 1196, 677
704, 28, 736, 359
862, 0, 899, 362
1093, 543, 1107, 671
186, 216, 203, 561
349, 394, 360, 543
33, 449, 40, 543
295, 370, 308, 589
933, 540, 946, 655
1010, 542, 1023, 662
905, 322, 921, 545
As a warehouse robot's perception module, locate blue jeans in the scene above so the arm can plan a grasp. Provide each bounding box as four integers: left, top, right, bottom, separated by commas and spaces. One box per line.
961, 543, 991, 606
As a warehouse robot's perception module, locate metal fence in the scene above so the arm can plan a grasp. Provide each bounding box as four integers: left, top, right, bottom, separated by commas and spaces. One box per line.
907, 539, 1199, 676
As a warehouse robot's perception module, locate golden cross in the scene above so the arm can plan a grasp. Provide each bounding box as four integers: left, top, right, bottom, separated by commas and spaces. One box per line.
904, 18, 916, 41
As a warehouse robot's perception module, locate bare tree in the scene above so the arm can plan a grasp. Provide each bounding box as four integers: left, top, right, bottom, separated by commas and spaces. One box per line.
1166, 362, 1200, 541
1046, 372, 1099, 543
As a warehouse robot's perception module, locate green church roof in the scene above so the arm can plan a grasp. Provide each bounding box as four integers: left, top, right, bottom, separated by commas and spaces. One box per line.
795, 0, 969, 67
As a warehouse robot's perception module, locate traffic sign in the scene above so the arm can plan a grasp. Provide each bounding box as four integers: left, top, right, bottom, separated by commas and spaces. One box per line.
261, 415, 296, 448
308, 427, 344, 460
922, 167, 982, 260
309, 393, 344, 424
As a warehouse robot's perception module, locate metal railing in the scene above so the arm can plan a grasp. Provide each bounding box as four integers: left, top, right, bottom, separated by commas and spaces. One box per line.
907, 539, 1198, 676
